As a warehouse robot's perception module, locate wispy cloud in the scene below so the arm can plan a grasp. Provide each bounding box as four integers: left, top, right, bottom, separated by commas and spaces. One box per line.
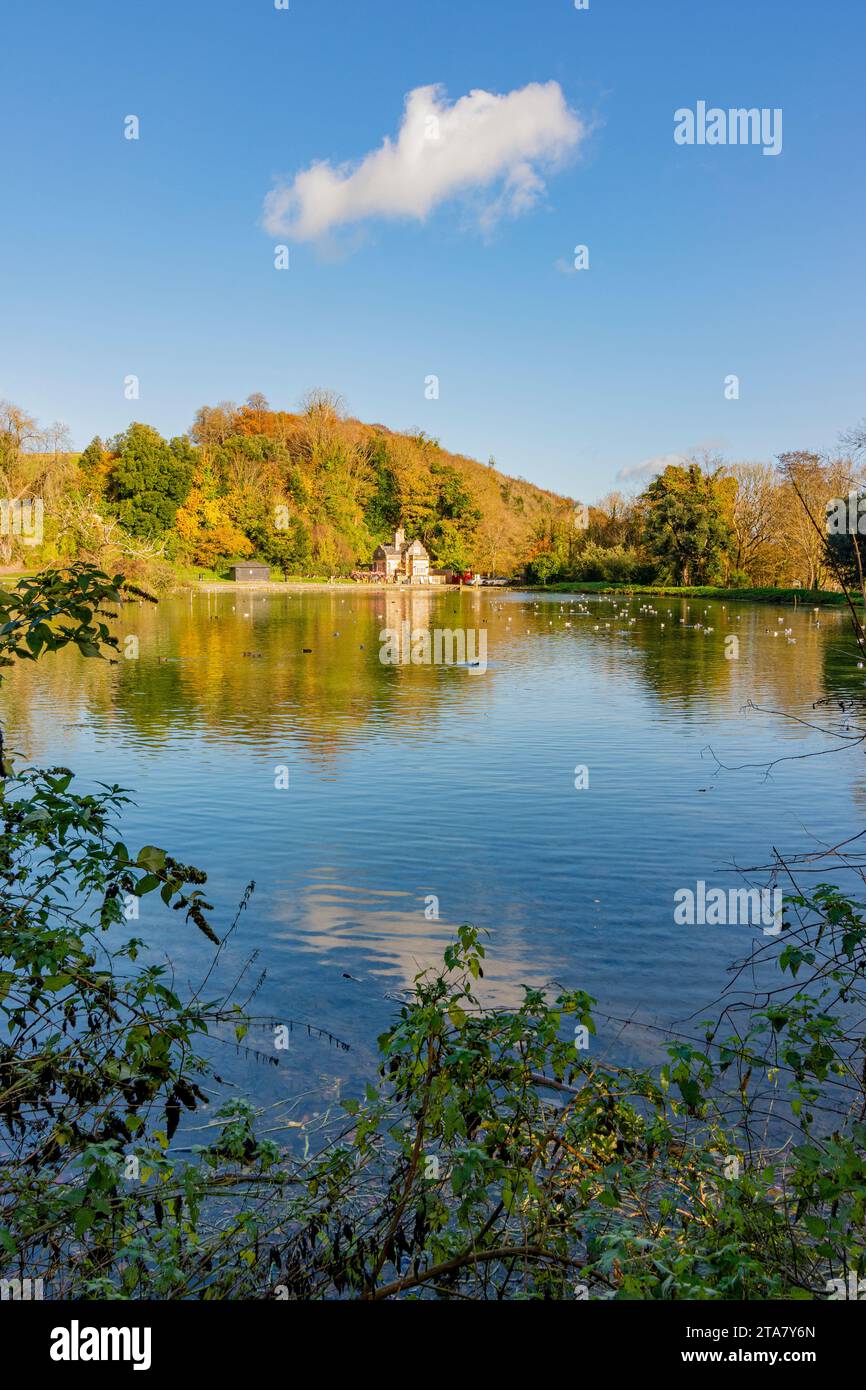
617, 452, 689, 482
263, 81, 584, 243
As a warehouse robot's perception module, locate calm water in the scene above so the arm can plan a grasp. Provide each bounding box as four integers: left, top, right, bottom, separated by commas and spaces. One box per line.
6, 588, 864, 1098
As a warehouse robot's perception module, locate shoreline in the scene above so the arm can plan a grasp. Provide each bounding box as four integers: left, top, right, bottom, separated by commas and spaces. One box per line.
0, 570, 856, 606
193, 580, 473, 593
191, 579, 855, 606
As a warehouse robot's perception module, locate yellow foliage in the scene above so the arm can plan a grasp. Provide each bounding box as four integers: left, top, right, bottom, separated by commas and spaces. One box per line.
174, 488, 253, 568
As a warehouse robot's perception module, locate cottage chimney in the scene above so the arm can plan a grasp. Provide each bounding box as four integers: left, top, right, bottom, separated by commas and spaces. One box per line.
394, 525, 406, 548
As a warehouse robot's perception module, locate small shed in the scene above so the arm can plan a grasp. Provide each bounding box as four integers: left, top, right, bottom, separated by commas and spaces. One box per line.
228, 563, 271, 583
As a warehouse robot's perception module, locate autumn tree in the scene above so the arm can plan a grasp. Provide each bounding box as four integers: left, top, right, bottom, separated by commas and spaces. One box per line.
525, 512, 570, 583
582, 491, 644, 552
38, 420, 72, 462
476, 516, 503, 574
0, 400, 39, 469
212, 433, 288, 495
776, 450, 853, 590
729, 462, 783, 582
840, 419, 866, 460
300, 387, 346, 420
173, 484, 254, 569
189, 401, 238, 458
0, 401, 75, 562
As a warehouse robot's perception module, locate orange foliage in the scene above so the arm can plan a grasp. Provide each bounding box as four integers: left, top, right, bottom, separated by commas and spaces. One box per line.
231, 407, 300, 439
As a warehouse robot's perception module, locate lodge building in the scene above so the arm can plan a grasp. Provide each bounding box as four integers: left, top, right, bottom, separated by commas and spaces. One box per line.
372, 526, 431, 583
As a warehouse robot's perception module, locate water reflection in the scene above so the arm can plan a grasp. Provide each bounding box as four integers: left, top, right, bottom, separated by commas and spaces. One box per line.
3, 589, 863, 1079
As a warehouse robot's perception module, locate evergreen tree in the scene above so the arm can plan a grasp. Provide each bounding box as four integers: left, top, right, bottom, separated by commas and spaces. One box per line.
78, 436, 105, 474
641, 463, 732, 585
108, 424, 196, 538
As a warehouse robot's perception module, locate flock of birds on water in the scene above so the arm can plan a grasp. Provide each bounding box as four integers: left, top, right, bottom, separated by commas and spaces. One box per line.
479, 597, 821, 650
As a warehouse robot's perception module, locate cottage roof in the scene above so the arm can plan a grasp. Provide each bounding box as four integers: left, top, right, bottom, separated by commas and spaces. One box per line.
372, 529, 430, 563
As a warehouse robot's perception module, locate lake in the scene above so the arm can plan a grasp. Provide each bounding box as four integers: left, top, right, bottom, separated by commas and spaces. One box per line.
5, 586, 863, 1103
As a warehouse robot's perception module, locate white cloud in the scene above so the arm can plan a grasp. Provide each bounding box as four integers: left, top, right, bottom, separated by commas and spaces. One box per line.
617, 452, 688, 482
263, 81, 584, 242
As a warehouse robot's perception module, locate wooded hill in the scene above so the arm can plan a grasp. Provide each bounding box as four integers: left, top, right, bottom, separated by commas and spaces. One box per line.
5, 393, 859, 592
0, 392, 574, 584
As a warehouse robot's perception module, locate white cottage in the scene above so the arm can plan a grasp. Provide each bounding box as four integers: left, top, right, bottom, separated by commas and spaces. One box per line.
372, 526, 430, 582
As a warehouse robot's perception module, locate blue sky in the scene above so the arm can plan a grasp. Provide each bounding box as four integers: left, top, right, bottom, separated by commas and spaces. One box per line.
1, 0, 864, 499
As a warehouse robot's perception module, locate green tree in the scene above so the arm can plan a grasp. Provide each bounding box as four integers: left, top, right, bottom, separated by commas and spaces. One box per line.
430, 519, 470, 572
364, 439, 402, 537
78, 436, 106, 474
249, 509, 313, 576
431, 462, 480, 528
108, 424, 195, 538
641, 463, 732, 584
418, 463, 481, 567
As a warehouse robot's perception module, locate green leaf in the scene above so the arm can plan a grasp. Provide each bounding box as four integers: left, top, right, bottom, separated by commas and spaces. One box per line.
74, 1207, 96, 1238
134, 874, 161, 896
42, 974, 73, 992
137, 845, 167, 873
